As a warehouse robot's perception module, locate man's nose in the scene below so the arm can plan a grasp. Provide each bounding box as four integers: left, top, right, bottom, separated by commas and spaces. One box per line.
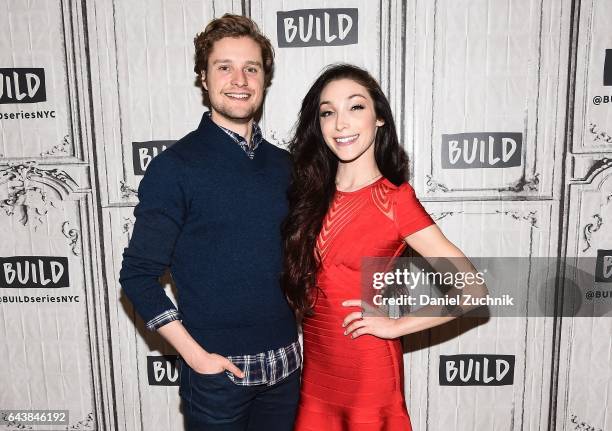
231, 69, 248, 87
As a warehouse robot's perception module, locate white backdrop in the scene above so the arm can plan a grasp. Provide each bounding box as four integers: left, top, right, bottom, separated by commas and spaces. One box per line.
0, 1, 611, 430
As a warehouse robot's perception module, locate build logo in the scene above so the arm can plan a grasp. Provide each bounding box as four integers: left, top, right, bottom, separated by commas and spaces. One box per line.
0, 256, 69, 289
595, 249, 612, 283
604, 49, 612, 86
277, 9, 358, 47
439, 354, 515, 386
132, 140, 176, 175
441, 133, 522, 169
0, 68, 46, 104
147, 355, 181, 386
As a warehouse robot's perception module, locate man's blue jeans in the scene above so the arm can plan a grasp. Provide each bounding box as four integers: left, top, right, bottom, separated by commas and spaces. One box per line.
179, 359, 300, 430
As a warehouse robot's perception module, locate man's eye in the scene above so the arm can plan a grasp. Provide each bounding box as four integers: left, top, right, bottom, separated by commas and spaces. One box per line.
246, 67, 259, 73
218, 65, 230, 71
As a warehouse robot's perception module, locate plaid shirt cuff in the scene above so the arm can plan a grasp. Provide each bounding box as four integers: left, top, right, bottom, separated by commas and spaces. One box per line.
146, 309, 182, 331
226, 340, 302, 386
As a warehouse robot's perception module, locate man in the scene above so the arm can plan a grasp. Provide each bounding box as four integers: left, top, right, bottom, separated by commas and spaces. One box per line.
119, 14, 300, 430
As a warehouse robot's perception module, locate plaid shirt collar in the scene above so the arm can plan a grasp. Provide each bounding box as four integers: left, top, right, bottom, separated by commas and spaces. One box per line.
205, 111, 262, 159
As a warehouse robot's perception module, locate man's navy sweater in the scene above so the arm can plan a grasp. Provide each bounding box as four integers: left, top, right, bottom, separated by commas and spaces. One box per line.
119, 113, 297, 356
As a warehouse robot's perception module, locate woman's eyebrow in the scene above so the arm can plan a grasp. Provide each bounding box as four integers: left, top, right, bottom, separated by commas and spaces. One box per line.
320, 94, 367, 106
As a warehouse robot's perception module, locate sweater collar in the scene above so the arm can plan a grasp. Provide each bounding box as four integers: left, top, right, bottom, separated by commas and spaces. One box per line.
195, 112, 268, 171
203, 111, 262, 155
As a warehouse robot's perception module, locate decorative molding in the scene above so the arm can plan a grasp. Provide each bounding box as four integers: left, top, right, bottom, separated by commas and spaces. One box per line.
425, 173, 540, 194
425, 174, 450, 193
569, 412, 603, 431
0, 161, 79, 195
5, 423, 32, 430
503, 173, 540, 193
0, 184, 55, 229
0, 162, 80, 229
495, 210, 538, 228
120, 181, 138, 199
41, 135, 72, 157
0, 161, 79, 229
432, 210, 538, 226
122, 217, 135, 240
576, 156, 612, 251
431, 211, 462, 221
580, 157, 612, 183
66, 412, 95, 430
582, 214, 603, 253
267, 130, 289, 149
581, 192, 612, 252
588, 123, 612, 144
62, 221, 81, 256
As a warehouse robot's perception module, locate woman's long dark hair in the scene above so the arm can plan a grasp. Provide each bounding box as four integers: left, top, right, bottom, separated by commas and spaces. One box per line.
281, 64, 410, 315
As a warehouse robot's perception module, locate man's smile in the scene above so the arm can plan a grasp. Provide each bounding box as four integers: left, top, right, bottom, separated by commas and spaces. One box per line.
225, 92, 252, 100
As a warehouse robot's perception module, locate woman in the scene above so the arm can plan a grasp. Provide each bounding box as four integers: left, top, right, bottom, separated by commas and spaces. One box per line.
282, 64, 483, 430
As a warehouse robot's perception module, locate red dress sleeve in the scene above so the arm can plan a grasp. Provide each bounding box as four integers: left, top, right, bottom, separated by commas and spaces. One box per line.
393, 182, 435, 238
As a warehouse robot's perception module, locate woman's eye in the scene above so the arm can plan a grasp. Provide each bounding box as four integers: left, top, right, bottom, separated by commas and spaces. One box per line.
319, 111, 333, 118
351, 104, 365, 111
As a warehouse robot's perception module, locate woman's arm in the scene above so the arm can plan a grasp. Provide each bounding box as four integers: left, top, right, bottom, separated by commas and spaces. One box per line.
342, 225, 488, 339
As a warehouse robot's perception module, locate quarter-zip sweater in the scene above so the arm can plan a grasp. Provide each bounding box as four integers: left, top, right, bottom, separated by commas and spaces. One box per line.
119, 113, 297, 356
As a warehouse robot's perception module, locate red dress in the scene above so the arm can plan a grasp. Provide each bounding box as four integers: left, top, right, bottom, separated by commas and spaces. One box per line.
294, 178, 435, 431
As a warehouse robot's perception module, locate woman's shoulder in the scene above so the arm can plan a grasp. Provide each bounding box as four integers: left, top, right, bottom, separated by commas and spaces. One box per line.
370, 178, 406, 219
372, 179, 423, 215
376, 179, 417, 199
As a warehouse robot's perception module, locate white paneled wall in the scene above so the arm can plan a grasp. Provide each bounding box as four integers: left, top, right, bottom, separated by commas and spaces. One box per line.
0, 1, 610, 430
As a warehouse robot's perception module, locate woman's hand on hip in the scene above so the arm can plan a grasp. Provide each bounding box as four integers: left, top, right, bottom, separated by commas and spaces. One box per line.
341, 299, 402, 340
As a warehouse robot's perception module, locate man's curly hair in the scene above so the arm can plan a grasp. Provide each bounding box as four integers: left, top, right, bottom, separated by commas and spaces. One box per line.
194, 14, 274, 87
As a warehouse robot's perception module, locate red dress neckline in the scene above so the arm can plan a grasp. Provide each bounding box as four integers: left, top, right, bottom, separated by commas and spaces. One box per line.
335, 176, 387, 195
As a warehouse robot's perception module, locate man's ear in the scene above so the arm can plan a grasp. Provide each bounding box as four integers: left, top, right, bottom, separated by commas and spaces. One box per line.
201, 72, 208, 91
